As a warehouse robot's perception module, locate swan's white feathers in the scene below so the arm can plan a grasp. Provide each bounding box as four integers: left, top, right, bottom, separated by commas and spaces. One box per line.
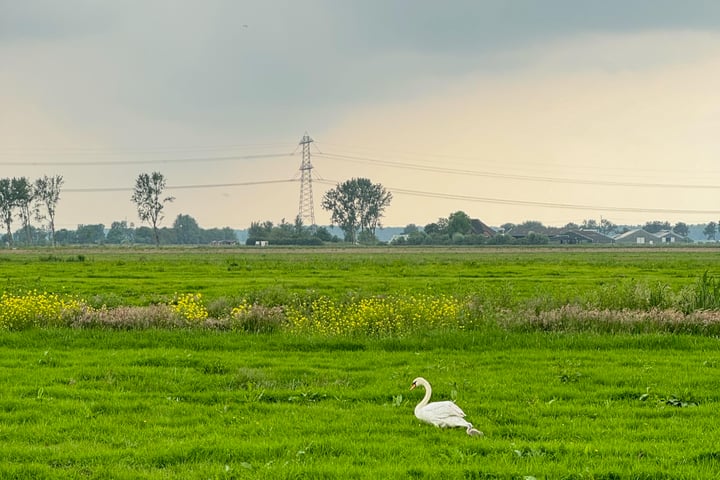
415, 400, 471, 428
410, 376, 482, 436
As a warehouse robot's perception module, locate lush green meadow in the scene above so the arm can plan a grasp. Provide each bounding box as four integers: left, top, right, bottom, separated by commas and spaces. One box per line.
2, 246, 720, 478
2, 245, 719, 306
2, 329, 720, 479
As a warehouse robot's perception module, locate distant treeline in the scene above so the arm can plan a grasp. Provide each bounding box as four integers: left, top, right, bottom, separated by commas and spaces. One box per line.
4, 215, 238, 246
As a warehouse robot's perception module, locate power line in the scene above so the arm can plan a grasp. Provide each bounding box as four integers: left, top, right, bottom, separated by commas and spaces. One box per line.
0, 142, 296, 156
65, 179, 297, 193
316, 141, 720, 177
313, 179, 720, 216
0, 152, 293, 167
316, 152, 720, 190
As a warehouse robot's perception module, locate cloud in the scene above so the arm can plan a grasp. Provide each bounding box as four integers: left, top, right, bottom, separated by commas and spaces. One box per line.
318, 30, 720, 226
3, 3, 720, 229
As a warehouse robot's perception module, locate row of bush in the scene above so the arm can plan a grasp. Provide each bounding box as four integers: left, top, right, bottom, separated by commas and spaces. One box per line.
2, 273, 720, 335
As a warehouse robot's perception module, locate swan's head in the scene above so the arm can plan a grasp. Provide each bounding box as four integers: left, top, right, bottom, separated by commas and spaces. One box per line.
410, 377, 428, 391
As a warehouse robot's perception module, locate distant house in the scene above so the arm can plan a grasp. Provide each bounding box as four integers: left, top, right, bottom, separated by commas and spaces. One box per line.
469, 219, 496, 237
614, 229, 661, 245
555, 229, 615, 244
505, 224, 562, 240
656, 230, 688, 244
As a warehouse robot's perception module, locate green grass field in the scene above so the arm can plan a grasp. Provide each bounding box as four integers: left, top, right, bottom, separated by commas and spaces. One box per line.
2, 329, 720, 479
2, 246, 720, 478
2, 246, 719, 305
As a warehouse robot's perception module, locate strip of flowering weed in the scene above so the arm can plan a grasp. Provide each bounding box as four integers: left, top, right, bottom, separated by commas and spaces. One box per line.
0, 290, 84, 329
170, 293, 209, 323
284, 293, 466, 337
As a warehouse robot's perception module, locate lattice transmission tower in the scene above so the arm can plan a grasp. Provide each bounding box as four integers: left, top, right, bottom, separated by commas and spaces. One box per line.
297, 133, 316, 226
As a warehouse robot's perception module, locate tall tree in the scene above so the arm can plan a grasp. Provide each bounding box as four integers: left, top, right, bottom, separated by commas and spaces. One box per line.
0, 178, 14, 245
321, 178, 392, 243
34, 174, 64, 246
13, 177, 34, 245
131, 172, 174, 246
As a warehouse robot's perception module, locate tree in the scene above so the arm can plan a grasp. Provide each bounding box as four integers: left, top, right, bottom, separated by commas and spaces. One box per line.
582, 219, 599, 230
54, 228, 77, 245
134, 226, 155, 244
519, 220, 546, 232
424, 222, 441, 235
599, 218, 618, 235
106, 220, 134, 244
131, 172, 175, 246
704, 222, 717, 241
673, 222, 689, 237
321, 178, 392, 243
314, 226, 334, 242
0, 178, 15, 245
76, 224, 105, 244
644, 221, 671, 234
447, 211, 472, 236
34, 174, 64, 246
247, 220, 273, 243
200, 227, 238, 244
13, 177, 34, 245
173, 214, 201, 244
402, 224, 420, 235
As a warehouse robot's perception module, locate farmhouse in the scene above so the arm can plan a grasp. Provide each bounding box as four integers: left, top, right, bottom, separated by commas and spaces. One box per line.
469, 219, 496, 237
613, 229, 660, 245
504, 224, 562, 240
655, 230, 687, 244
555, 229, 615, 244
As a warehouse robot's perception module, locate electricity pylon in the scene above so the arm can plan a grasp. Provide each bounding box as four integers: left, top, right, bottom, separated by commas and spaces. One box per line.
298, 133, 316, 226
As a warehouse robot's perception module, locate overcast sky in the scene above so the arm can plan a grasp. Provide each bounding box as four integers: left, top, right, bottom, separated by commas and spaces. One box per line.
3, 1, 720, 231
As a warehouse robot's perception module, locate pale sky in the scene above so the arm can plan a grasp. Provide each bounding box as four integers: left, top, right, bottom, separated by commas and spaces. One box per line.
3, 1, 720, 231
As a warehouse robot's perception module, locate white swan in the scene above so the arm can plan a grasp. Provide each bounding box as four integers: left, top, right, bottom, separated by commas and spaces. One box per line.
410, 377, 483, 437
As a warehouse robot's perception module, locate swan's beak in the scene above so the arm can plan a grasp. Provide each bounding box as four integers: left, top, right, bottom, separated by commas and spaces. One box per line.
410, 382, 416, 391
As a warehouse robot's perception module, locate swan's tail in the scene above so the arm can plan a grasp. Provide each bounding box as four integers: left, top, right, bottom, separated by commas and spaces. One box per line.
466, 424, 483, 437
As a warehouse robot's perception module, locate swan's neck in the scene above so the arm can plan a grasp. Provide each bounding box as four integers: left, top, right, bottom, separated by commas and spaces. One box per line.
417, 382, 432, 409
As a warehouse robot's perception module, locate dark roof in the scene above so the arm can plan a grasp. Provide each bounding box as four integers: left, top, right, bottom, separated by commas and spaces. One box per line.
469, 219, 496, 237
561, 229, 615, 243
506, 225, 562, 238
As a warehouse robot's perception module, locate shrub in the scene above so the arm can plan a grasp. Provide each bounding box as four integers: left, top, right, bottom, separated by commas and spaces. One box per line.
230, 301, 286, 333
71, 305, 180, 329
